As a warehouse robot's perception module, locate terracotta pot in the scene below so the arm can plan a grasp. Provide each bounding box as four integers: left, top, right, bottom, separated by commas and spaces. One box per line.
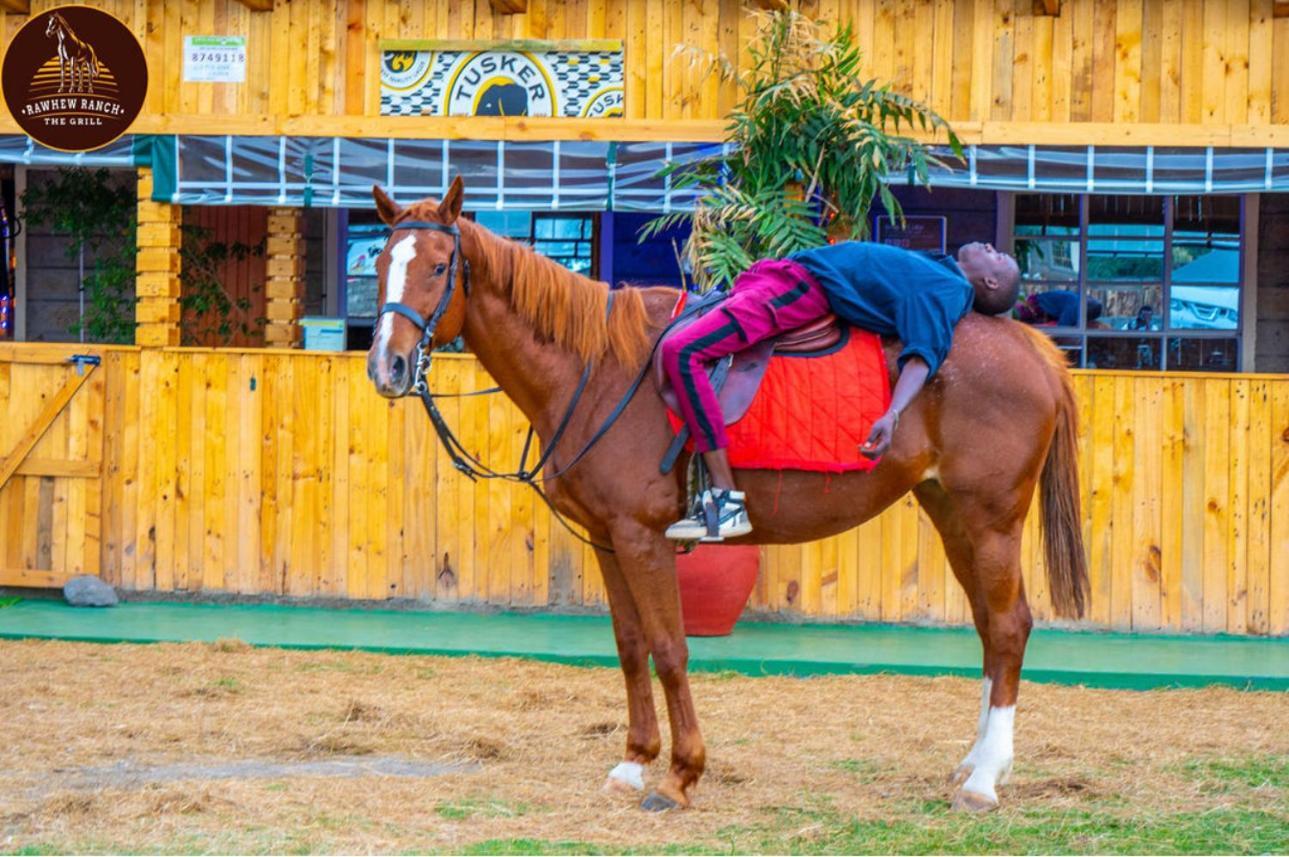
675, 544, 761, 637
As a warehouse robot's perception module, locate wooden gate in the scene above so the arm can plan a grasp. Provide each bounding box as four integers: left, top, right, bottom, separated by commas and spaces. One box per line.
0, 346, 106, 587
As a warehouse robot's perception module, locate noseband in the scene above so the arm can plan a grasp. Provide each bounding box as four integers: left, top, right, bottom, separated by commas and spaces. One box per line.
376, 219, 470, 394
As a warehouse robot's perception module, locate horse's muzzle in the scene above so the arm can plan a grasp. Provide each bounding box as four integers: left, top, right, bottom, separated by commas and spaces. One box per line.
367, 349, 413, 398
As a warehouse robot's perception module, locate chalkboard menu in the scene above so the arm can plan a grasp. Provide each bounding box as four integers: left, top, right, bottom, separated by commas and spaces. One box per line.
876, 215, 947, 252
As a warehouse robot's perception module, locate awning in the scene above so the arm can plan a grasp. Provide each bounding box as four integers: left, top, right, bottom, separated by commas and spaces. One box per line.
3, 134, 1288, 209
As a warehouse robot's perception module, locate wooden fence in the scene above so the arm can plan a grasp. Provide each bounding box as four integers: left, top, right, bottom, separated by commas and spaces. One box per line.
1, 342, 1286, 635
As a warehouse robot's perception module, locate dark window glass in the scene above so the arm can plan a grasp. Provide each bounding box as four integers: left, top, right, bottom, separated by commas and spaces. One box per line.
1086, 336, 1162, 370
1167, 337, 1239, 372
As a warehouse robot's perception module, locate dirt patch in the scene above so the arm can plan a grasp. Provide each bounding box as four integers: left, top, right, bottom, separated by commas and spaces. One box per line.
0, 639, 1285, 854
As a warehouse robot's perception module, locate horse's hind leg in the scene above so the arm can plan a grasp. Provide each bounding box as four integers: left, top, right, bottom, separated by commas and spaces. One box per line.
915, 482, 1032, 812
593, 546, 662, 794
610, 520, 705, 811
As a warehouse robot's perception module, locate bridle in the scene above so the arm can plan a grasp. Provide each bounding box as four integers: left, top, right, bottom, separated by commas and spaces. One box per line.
376, 219, 470, 398
374, 218, 659, 552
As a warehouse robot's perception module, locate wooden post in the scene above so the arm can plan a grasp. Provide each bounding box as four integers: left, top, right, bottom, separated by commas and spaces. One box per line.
265, 207, 306, 347
134, 169, 182, 348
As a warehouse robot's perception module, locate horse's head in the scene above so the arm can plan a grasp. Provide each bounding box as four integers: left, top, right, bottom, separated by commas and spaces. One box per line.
366, 177, 469, 398
45, 13, 62, 38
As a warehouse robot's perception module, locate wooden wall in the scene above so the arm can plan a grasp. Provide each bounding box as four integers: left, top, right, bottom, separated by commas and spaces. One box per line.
182, 206, 268, 348
2, 343, 1286, 636
1, 0, 1287, 143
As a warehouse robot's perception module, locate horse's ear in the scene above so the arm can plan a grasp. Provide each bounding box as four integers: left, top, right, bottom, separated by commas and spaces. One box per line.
372, 185, 402, 225
437, 175, 465, 224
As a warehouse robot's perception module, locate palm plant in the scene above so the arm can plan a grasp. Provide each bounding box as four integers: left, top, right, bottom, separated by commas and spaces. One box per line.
645, 10, 962, 291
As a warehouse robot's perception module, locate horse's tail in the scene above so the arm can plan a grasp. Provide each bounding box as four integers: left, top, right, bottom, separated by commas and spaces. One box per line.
1020, 325, 1090, 619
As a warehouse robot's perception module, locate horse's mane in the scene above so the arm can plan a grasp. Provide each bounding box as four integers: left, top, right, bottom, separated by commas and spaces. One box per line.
457, 216, 652, 368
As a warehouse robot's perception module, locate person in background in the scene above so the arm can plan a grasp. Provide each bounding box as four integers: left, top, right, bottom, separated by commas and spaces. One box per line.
1016, 289, 1103, 327
1131, 305, 1154, 330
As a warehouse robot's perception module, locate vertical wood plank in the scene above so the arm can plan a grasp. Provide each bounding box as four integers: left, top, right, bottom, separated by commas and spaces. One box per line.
1224, 0, 1250, 124
1201, 378, 1230, 633
1245, 379, 1271, 634
119, 353, 142, 591
237, 353, 263, 595
1159, 0, 1183, 124
1112, 0, 1142, 123
1247, 0, 1273, 124
1227, 378, 1250, 633
1267, 381, 1289, 634
1200, 0, 1227, 122
1138, 0, 1162, 121
1010, 0, 1033, 120
1090, 0, 1117, 122
173, 354, 194, 589
134, 351, 160, 590
100, 353, 125, 585
328, 356, 353, 598
1180, 377, 1206, 630
1069, 0, 1095, 121
1109, 376, 1134, 628
1131, 377, 1162, 631
1160, 377, 1184, 630
204, 353, 229, 591
1030, 3, 1053, 122
950, 0, 976, 120
1086, 376, 1115, 626
1180, 0, 1205, 123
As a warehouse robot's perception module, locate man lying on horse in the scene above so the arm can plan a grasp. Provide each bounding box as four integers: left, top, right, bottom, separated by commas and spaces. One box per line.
660, 240, 1022, 541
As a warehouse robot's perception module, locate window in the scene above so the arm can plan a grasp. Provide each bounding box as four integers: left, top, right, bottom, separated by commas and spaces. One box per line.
340, 209, 599, 324
474, 211, 598, 278
1009, 194, 1244, 372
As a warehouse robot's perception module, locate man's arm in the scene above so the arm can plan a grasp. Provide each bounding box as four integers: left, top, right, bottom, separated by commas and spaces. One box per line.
860, 356, 930, 460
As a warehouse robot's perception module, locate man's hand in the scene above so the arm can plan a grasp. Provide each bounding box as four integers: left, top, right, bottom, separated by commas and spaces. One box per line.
860, 410, 899, 460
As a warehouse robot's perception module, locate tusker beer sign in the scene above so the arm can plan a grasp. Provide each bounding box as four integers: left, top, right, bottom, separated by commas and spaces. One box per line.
380, 40, 623, 118
1, 6, 148, 152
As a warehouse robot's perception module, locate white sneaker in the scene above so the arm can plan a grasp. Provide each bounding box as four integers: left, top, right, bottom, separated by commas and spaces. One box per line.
665, 489, 752, 542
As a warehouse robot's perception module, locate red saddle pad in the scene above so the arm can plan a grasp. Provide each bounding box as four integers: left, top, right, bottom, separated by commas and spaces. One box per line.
667, 327, 892, 473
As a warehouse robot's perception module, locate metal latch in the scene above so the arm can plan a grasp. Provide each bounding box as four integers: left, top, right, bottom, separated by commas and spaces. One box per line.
68, 353, 101, 376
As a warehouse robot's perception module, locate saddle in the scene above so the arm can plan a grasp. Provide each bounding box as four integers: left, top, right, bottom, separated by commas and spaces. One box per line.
652, 292, 845, 474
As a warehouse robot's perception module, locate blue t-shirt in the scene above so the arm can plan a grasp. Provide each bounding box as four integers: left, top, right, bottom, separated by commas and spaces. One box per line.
788, 242, 974, 377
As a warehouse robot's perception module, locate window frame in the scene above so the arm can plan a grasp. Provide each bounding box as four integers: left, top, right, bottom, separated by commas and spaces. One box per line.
1003, 191, 1247, 372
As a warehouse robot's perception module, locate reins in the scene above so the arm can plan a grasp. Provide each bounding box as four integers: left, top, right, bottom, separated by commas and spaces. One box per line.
376, 219, 665, 554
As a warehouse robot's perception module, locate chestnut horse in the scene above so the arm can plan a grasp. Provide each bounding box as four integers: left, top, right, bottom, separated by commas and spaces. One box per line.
366, 177, 1089, 813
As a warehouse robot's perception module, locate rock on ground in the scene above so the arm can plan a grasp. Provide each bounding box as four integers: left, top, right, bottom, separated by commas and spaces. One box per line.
62, 575, 118, 608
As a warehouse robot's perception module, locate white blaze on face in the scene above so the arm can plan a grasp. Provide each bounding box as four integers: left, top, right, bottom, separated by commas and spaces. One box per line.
372, 233, 418, 359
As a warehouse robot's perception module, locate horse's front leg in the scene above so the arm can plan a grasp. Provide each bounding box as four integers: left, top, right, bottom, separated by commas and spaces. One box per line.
593, 545, 662, 794
611, 520, 705, 811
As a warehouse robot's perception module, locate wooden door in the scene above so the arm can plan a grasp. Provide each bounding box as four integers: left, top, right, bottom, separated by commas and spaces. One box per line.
0, 346, 106, 586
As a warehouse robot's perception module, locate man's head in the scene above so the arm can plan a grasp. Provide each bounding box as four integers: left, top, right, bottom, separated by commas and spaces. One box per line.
956, 242, 1020, 315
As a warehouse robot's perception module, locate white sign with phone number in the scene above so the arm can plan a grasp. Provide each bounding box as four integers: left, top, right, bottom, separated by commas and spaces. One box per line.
183, 36, 247, 83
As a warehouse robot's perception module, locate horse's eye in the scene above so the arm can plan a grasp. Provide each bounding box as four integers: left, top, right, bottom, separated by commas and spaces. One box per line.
434, 263, 448, 277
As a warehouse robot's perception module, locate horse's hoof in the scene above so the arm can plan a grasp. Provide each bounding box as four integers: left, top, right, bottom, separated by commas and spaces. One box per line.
951, 789, 999, 813
948, 764, 973, 787
640, 792, 680, 813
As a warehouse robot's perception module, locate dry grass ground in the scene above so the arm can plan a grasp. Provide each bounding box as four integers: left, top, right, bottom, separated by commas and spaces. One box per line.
0, 639, 1285, 855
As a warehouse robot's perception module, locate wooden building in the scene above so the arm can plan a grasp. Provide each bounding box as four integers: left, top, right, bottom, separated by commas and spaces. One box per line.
0, 0, 1286, 634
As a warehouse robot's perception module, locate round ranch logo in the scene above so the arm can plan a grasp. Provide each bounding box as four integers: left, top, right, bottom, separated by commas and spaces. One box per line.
1, 6, 147, 152
580, 86, 624, 118
444, 52, 556, 117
